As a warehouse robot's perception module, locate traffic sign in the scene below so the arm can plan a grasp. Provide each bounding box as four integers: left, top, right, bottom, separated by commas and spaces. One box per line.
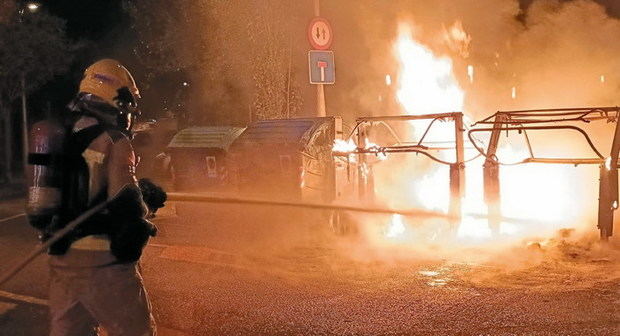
308, 50, 335, 84
307, 17, 333, 50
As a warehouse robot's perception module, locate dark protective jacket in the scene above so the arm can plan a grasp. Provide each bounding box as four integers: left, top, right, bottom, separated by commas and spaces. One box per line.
26, 97, 149, 266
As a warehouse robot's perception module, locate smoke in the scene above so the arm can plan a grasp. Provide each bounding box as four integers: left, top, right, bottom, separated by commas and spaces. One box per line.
328, 0, 620, 121
324, 0, 523, 120
507, 0, 620, 109
137, 0, 620, 124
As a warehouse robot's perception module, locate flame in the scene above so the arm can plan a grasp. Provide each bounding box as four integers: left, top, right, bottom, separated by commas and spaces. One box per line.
495, 147, 582, 224
385, 214, 406, 238
364, 142, 388, 161
379, 23, 587, 244
333, 139, 356, 153
467, 65, 474, 84
332, 139, 388, 161
443, 21, 471, 59
396, 25, 464, 115
382, 24, 466, 240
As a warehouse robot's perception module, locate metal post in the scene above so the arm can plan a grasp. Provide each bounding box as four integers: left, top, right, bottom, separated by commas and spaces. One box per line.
2, 104, 13, 182
449, 113, 465, 227
484, 114, 506, 234
597, 113, 620, 240
313, 0, 326, 117
317, 84, 326, 117
21, 74, 28, 171
286, 0, 293, 119
326, 117, 341, 203
598, 164, 613, 240
357, 123, 367, 201
454, 113, 465, 193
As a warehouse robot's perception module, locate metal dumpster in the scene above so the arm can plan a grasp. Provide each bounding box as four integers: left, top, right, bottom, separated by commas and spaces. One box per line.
228, 117, 342, 203
168, 126, 245, 192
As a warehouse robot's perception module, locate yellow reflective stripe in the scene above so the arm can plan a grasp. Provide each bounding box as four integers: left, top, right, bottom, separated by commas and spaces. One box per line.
71, 235, 110, 251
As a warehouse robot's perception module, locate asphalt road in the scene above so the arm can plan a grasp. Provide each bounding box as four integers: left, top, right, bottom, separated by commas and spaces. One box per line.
0, 198, 619, 335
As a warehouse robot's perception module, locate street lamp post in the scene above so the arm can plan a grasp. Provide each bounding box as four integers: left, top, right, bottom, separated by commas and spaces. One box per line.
21, 73, 27, 171
18, 1, 40, 171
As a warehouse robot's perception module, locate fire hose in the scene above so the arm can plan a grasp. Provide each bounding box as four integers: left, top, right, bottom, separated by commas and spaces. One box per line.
166, 193, 549, 225
0, 190, 452, 288
0, 199, 111, 288
165, 192, 453, 219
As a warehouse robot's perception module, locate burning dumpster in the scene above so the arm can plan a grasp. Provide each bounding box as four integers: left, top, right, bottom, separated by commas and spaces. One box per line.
228, 117, 342, 203
470, 107, 620, 240
332, 113, 471, 233
168, 126, 245, 192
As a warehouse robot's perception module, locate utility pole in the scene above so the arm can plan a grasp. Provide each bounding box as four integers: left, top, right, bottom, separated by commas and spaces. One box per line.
314, 0, 326, 117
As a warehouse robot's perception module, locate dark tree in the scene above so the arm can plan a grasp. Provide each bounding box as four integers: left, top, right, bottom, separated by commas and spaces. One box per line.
0, 8, 73, 181
129, 0, 306, 127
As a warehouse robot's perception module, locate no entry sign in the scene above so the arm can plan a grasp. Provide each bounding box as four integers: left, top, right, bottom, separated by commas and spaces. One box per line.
307, 17, 333, 50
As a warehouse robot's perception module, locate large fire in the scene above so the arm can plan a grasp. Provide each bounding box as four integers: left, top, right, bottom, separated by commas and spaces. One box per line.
376, 24, 591, 243
395, 25, 464, 115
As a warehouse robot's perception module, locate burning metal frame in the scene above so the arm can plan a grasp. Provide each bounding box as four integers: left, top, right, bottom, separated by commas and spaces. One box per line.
334, 112, 471, 226
469, 107, 620, 240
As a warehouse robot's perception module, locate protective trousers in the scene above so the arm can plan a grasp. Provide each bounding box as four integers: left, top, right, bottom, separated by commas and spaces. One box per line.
49, 260, 156, 336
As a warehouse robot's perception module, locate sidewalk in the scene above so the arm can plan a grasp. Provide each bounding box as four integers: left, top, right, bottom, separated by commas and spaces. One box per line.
0, 179, 25, 200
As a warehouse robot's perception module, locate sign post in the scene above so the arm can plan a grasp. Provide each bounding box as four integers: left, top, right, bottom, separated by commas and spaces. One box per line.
318, 61, 327, 82
307, 1, 333, 117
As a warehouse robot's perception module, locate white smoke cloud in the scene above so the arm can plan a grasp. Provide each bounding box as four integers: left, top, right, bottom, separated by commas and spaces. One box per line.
339, 0, 620, 119
508, 0, 620, 109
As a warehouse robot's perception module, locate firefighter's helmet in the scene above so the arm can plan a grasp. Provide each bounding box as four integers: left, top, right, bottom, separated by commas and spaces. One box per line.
79, 59, 141, 109
78, 59, 141, 133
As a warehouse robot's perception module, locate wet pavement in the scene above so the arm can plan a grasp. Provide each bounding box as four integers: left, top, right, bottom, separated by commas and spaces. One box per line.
0, 199, 619, 335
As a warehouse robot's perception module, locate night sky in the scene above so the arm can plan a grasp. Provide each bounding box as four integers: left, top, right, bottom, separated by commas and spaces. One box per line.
41, 0, 619, 46
32, 0, 135, 117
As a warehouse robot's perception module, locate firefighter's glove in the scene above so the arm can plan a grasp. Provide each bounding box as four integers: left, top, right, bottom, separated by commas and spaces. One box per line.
108, 185, 145, 219
110, 217, 157, 263
138, 178, 167, 217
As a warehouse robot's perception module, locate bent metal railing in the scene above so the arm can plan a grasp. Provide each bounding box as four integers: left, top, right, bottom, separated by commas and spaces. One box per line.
333, 112, 483, 226
469, 107, 620, 240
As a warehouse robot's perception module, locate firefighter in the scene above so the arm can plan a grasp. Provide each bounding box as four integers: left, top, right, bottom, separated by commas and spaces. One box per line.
26, 59, 157, 336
